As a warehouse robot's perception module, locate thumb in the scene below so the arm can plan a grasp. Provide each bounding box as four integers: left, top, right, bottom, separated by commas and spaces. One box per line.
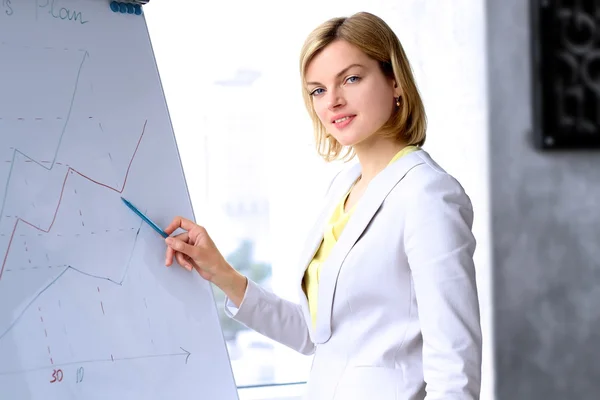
165, 237, 198, 259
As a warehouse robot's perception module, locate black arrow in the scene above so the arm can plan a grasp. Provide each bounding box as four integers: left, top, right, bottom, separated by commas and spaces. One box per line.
0, 347, 192, 376
179, 347, 191, 364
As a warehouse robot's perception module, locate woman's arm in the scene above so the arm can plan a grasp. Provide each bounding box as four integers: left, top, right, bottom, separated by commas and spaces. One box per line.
163, 217, 315, 356
224, 279, 315, 355
404, 173, 482, 399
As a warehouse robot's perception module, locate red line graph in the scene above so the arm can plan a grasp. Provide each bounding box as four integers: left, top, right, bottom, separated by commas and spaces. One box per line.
0, 120, 148, 280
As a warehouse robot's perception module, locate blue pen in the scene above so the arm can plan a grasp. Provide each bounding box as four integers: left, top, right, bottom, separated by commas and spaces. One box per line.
121, 197, 169, 238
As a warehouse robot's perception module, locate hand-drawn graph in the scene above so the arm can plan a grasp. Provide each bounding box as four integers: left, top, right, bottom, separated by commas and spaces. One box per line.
0, 9, 237, 398
0, 114, 147, 341
0, 43, 193, 388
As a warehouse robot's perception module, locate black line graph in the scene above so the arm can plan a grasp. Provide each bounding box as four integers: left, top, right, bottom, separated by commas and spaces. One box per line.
0, 50, 88, 227
0, 118, 147, 281
0, 219, 142, 341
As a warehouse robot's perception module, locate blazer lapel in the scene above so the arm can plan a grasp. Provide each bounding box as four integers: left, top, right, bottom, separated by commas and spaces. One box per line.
296, 163, 362, 329
313, 151, 426, 343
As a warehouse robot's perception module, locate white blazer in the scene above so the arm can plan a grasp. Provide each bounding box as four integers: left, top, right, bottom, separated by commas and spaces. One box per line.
225, 149, 482, 400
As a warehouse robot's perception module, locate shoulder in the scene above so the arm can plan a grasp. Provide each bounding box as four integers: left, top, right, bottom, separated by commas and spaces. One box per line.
389, 150, 474, 227
402, 150, 471, 204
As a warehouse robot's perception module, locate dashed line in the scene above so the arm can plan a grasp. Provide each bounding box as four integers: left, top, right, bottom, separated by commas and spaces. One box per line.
3, 160, 68, 165
5, 264, 68, 272
0, 227, 137, 237
24, 240, 31, 264
98, 287, 106, 316
38, 307, 53, 365
144, 298, 155, 346
0, 116, 93, 120
0, 42, 87, 53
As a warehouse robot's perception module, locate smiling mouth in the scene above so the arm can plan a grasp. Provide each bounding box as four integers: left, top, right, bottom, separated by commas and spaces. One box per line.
333, 116, 353, 123
332, 115, 356, 129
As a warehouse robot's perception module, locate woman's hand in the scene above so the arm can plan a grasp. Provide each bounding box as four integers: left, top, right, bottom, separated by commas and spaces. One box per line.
163, 216, 226, 280
163, 216, 248, 306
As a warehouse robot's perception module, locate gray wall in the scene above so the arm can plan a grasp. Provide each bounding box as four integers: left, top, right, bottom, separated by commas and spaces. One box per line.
487, 1, 600, 398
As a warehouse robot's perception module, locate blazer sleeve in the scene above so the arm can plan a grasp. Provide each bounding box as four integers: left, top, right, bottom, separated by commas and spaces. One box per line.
404, 172, 482, 399
224, 279, 315, 355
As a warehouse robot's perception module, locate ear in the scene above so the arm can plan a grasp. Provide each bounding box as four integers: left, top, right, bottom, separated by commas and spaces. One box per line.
392, 80, 402, 98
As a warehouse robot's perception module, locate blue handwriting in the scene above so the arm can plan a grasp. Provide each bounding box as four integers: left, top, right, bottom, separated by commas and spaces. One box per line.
38, 0, 88, 24
2, 0, 13, 16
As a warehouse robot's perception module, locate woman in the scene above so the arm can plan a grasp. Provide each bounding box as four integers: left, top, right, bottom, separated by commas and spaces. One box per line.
164, 11, 482, 400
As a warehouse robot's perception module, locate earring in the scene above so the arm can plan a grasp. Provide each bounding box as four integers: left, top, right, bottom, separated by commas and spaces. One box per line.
396, 96, 401, 107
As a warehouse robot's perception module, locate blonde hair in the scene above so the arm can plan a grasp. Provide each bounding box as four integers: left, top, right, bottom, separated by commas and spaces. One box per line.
300, 11, 427, 162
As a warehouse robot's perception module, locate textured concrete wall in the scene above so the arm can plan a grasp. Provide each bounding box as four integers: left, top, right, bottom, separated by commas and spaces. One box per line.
487, 1, 600, 398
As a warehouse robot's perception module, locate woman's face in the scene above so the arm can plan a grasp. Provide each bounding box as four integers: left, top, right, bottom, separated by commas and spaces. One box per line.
305, 39, 399, 147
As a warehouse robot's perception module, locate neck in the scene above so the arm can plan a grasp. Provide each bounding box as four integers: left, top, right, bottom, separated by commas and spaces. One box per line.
353, 136, 408, 184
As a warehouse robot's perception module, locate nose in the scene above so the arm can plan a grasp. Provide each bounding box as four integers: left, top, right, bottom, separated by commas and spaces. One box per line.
327, 87, 345, 110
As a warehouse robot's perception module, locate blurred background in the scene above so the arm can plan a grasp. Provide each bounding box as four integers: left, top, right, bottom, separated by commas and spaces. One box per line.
145, 0, 600, 399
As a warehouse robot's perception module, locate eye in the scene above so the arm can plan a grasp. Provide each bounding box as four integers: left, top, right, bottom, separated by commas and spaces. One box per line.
310, 88, 325, 96
345, 75, 361, 84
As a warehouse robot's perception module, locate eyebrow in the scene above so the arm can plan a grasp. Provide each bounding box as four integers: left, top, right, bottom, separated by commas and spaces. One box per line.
306, 63, 365, 86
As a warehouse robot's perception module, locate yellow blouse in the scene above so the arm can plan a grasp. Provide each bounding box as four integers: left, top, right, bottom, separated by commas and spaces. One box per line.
302, 145, 419, 328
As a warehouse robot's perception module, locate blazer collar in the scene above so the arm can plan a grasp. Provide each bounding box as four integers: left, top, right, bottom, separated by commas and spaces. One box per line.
299, 150, 426, 343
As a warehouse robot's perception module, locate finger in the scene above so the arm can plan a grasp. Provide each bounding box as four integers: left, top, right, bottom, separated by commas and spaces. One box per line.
165, 232, 189, 266
165, 245, 174, 266
165, 236, 199, 259
184, 256, 203, 275
175, 252, 193, 272
174, 231, 189, 243
164, 216, 199, 236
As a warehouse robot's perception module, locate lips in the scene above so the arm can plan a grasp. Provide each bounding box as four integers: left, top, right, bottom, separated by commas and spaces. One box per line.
331, 114, 355, 124
331, 114, 356, 129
